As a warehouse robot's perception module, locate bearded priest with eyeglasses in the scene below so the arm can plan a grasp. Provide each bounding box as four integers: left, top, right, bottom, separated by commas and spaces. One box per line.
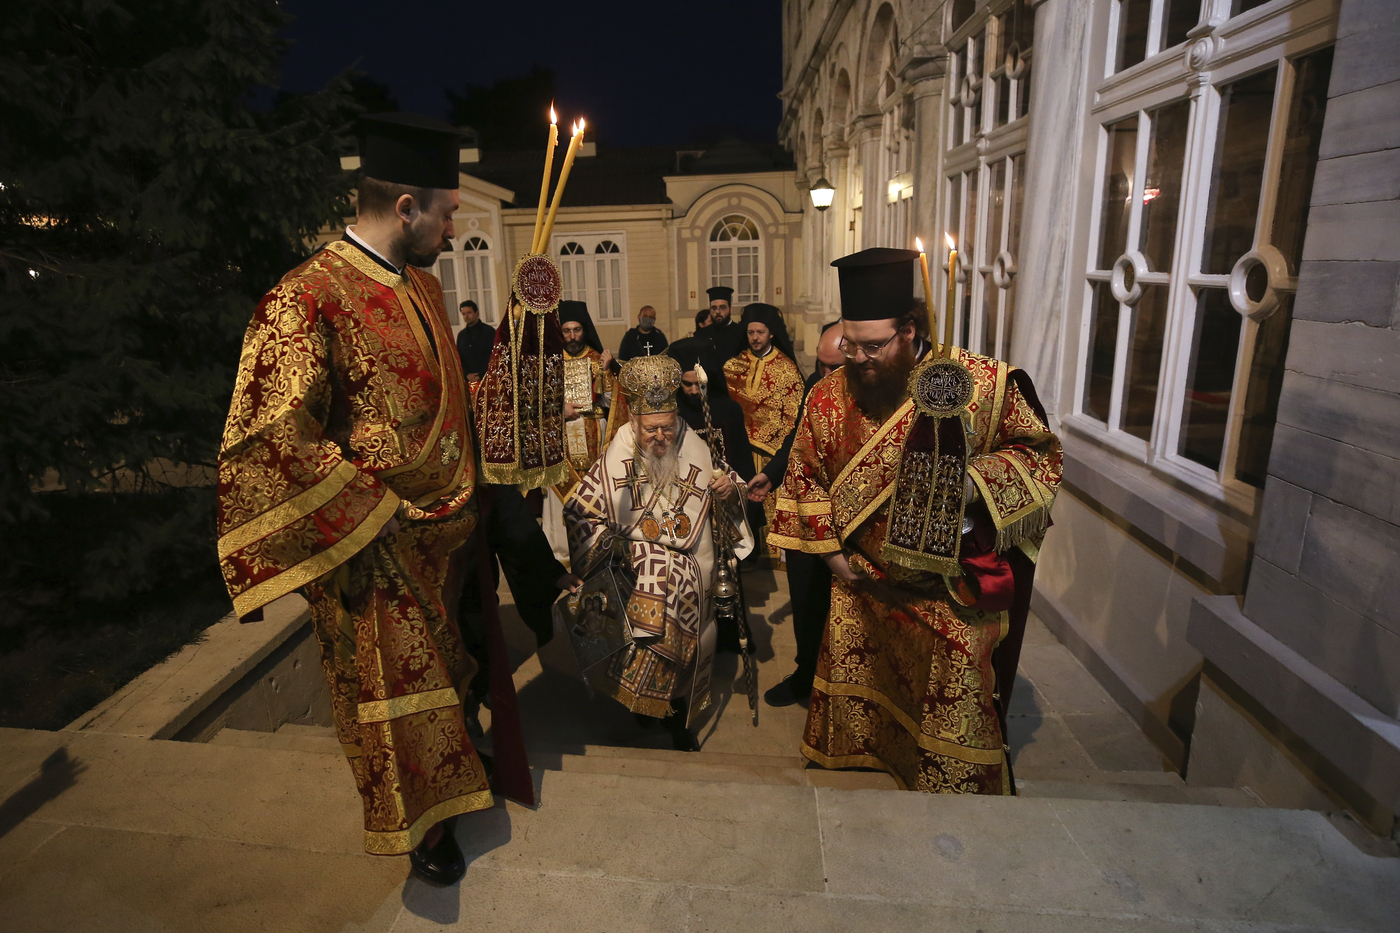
563, 355, 753, 751
769, 247, 1062, 794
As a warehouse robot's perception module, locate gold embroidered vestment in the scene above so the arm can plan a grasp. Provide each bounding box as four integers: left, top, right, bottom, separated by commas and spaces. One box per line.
216, 240, 492, 854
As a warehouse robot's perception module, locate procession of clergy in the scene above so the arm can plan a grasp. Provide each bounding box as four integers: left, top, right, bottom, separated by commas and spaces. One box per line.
215, 114, 1062, 887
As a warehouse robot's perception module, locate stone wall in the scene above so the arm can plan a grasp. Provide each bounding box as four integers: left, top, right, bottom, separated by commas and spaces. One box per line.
1187, 0, 1400, 832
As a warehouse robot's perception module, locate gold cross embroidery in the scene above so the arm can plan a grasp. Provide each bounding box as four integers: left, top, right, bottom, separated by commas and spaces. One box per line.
440, 430, 461, 466
670, 464, 707, 511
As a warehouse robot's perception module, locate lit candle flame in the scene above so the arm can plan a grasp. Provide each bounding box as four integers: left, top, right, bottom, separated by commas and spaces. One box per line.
578, 117, 586, 134
550, 104, 557, 124
915, 236, 925, 253
945, 232, 956, 250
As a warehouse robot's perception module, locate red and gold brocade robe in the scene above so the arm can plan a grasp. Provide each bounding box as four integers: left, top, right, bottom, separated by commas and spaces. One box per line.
769, 348, 1061, 794
724, 348, 803, 551
216, 240, 492, 855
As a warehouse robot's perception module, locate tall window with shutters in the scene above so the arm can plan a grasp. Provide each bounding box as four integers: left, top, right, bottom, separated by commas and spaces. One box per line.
435, 234, 499, 327
944, 0, 1035, 360
552, 233, 630, 323
1076, 0, 1336, 504
709, 214, 761, 306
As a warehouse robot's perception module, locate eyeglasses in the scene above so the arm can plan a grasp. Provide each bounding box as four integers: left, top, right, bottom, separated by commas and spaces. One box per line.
639, 423, 677, 439
838, 331, 901, 360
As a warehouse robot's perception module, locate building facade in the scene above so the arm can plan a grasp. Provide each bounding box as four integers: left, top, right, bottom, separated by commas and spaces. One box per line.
781, 0, 1399, 834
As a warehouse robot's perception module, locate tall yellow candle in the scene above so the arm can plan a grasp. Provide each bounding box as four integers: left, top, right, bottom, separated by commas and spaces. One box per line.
944, 233, 958, 358
530, 105, 558, 254
915, 237, 937, 348
539, 118, 585, 250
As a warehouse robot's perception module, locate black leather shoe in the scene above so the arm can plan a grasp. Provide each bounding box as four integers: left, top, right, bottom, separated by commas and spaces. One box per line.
668, 723, 700, 752
763, 674, 812, 708
409, 818, 466, 887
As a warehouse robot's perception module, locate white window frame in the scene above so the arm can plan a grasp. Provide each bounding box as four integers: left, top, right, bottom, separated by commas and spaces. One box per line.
944, 0, 1035, 361
708, 214, 763, 306
436, 233, 499, 328
1068, 0, 1338, 512
550, 231, 631, 324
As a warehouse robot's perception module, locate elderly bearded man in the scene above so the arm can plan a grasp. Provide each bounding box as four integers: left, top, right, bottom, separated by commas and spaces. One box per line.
770, 248, 1061, 794
217, 114, 490, 886
564, 355, 753, 751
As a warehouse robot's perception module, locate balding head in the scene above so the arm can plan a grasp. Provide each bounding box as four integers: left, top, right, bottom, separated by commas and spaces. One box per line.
815, 322, 845, 378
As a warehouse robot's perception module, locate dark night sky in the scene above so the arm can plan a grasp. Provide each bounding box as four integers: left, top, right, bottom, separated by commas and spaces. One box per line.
275, 0, 784, 147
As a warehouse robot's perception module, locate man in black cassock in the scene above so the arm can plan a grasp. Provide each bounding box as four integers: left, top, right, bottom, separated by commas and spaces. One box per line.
618, 305, 668, 360
455, 299, 495, 381
706, 285, 746, 359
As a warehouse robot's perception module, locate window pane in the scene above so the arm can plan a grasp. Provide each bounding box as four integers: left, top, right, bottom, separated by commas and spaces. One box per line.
965, 169, 980, 267
1083, 282, 1119, 422
1271, 48, 1334, 270
988, 160, 1007, 256
1179, 288, 1242, 470
951, 0, 974, 31
1018, 58, 1033, 120
1015, 0, 1035, 48
1162, 0, 1199, 49
1116, 0, 1151, 72
971, 32, 985, 133
996, 73, 1011, 125
1097, 116, 1139, 270
948, 174, 963, 248
1201, 68, 1277, 275
1140, 99, 1191, 272
1231, 0, 1270, 14
1122, 284, 1169, 440
1008, 154, 1025, 258
984, 271, 999, 356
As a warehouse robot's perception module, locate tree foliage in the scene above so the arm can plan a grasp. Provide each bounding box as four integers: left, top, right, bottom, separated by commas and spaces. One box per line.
446, 66, 556, 149
0, 0, 359, 597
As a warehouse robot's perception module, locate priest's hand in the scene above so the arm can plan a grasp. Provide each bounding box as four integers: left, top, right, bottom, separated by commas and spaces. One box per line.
376, 516, 402, 540
746, 473, 773, 502
823, 550, 859, 583
563, 402, 580, 420
709, 470, 735, 499
557, 573, 584, 594
599, 349, 614, 368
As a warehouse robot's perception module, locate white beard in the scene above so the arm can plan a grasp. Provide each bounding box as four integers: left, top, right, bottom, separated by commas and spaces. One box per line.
635, 439, 680, 493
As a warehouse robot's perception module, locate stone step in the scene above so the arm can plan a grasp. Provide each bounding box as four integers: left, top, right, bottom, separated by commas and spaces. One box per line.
1013, 766, 1184, 786
274, 722, 335, 738
209, 726, 341, 756
1015, 778, 1260, 807
3, 727, 1395, 932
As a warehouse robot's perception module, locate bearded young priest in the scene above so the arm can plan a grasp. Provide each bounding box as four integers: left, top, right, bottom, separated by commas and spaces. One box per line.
769, 247, 1062, 794
217, 113, 490, 886
563, 355, 753, 751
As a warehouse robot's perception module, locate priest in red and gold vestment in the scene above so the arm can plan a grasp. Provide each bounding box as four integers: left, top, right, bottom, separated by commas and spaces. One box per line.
723, 303, 803, 558
217, 115, 488, 886
769, 248, 1061, 794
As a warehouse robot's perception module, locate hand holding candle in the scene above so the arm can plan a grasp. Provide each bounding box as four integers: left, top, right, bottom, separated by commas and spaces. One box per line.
530, 104, 559, 254
539, 118, 585, 251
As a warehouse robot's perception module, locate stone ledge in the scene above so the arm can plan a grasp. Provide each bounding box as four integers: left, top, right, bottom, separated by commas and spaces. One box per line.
1187, 595, 1400, 813
63, 593, 310, 740
1060, 431, 1250, 589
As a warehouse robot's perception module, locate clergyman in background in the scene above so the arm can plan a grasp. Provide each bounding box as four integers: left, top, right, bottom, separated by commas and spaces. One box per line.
618, 304, 668, 360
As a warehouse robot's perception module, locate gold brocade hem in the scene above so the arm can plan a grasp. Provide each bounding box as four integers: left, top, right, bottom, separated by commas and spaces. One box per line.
218, 461, 358, 559
775, 495, 831, 517
357, 686, 461, 724
765, 532, 842, 555
813, 675, 1005, 766
479, 458, 569, 490
799, 743, 910, 791
597, 676, 675, 719
362, 789, 495, 856
230, 491, 402, 618
968, 454, 1053, 553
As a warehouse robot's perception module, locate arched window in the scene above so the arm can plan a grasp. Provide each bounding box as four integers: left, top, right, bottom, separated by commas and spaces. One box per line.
437, 234, 498, 326
555, 235, 629, 322
709, 214, 761, 306
594, 240, 624, 322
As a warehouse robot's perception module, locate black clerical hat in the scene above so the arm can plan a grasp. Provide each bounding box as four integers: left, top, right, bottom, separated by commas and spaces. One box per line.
558, 300, 603, 354
357, 113, 463, 190
739, 302, 797, 365
706, 285, 734, 304
831, 248, 919, 321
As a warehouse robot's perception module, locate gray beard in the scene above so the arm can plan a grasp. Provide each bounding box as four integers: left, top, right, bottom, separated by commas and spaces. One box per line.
635, 440, 680, 494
